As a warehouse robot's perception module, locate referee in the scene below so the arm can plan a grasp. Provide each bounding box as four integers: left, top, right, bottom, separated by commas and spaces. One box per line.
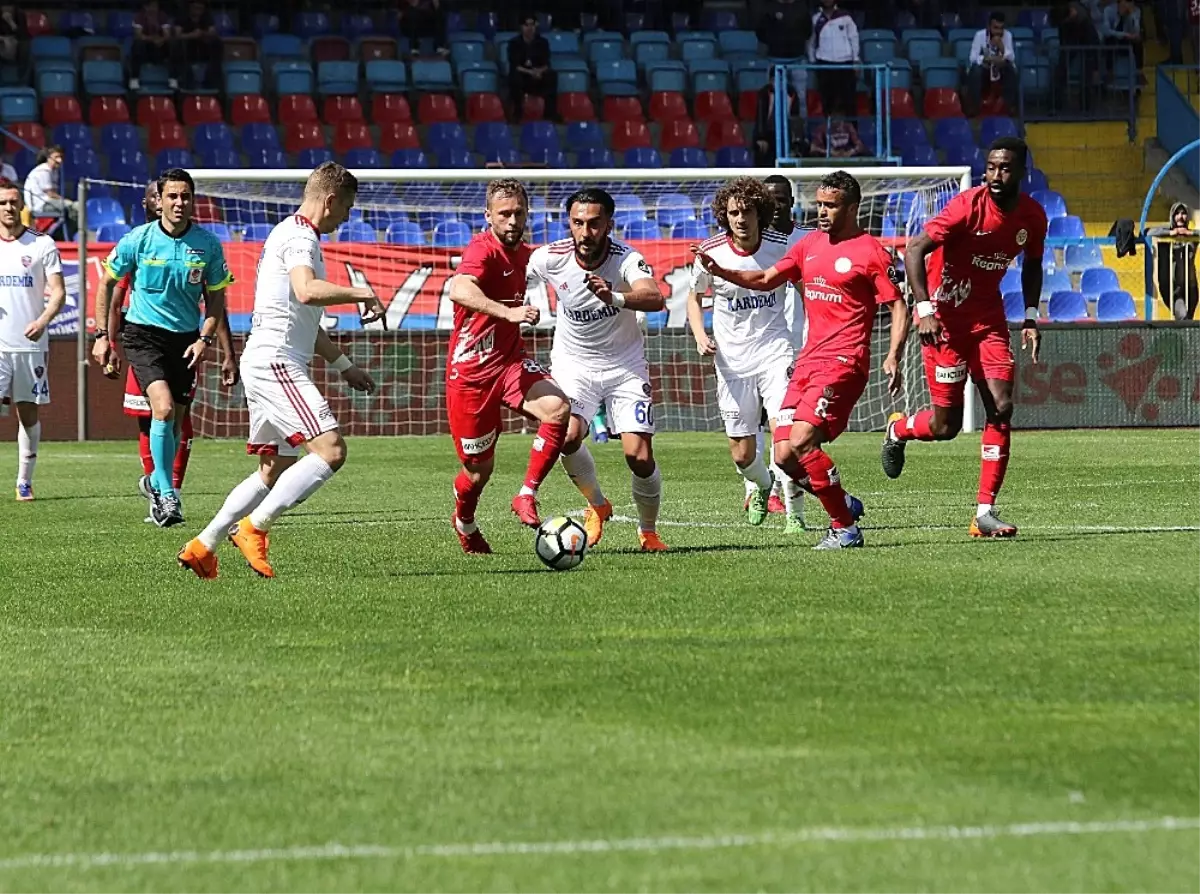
93, 168, 233, 527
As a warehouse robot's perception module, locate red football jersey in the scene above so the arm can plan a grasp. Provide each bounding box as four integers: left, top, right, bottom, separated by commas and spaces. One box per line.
447, 229, 532, 385
923, 186, 1048, 328
776, 230, 902, 374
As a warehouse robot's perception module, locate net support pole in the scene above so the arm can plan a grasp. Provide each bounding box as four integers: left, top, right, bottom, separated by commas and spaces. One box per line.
956, 168, 978, 435
76, 178, 88, 442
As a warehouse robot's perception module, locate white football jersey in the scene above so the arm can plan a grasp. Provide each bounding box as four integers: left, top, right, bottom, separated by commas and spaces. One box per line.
0, 228, 62, 353
527, 238, 654, 371
690, 229, 795, 377
243, 215, 325, 367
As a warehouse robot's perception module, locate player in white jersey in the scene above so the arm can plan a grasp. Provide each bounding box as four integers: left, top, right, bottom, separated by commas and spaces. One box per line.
179, 162, 384, 580
687, 176, 808, 532
0, 178, 65, 501
525, 187, 668, 552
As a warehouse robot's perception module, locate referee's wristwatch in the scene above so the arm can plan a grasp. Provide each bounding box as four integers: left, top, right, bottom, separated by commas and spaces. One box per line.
199, 334, 215, 346
92, 328, 108, 342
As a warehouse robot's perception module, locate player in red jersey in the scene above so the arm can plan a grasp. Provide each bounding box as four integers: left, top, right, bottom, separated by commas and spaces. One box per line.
446, 179, 572, 554
696, 171, 907, 550
881, 137, 1048, 538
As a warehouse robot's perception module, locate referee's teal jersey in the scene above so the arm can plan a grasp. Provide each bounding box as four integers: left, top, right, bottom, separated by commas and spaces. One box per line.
105, 221, 234, 334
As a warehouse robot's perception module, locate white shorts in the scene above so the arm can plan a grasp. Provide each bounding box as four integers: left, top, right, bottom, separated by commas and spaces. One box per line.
552, 360, 655, 435
716, 361, 791, 438
0, 350, 49, 406
242, 360, 337, 457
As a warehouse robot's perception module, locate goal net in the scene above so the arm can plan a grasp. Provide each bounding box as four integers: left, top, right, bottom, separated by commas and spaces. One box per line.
80, 167, 970, 439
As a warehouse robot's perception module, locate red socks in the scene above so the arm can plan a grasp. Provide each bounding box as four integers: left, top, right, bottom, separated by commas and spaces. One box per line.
137, 419, 154, 476
893, 410, 936, 441
799, 449, 854, 528
976, 422, 1011, 504
453, 470, 484, 523
523, 421, 567, 491
172, 413, 194, 490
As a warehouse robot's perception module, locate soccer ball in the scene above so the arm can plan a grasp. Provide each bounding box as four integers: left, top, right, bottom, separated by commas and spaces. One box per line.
534, 516, 588, 571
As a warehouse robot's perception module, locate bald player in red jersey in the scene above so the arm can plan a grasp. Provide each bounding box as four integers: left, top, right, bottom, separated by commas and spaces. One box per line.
446, 178, 571, 554
881, 137, 1048, 538
695, 170, 909, 550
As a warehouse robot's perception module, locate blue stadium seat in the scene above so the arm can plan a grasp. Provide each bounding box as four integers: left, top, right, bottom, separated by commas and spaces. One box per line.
1048, 290, 1088, 321
934, 117, 974, 151
433, 148, 474, 168
718, 30, 759, 56
193, 123, 235, 155
108, 148, 148, 181
485, 148, 521, 165
704, 10, 740, 31
1019, 59, 1052, 97
634, 41, 671, 71
611, 193, 646, 227
594, 59, 638, 95
1025, 168, 1049, 192
96, 223, 131, 242
1003, 291, 1026, 322
905, 37, 943, 68
427, 121, 468, 153
261, 33, 303, 60
624, 147, 663, 168
241, 123, 281, 152
575, 147, 614, 167
337, 221, 377, 242
156, 149, 194, 170
461, 68, 499, 94
890, 117, 930, 150
36, 68, 76, 98
249, 147, 287, 168
343, 148, 383, 168
318, 61, 360, 95
531, 221, 567, 243
670, 147, 708, 168
61, 148, 101, 192
473, 122, 514, 155
566, 121, 606, 150
81, 61, 124, 96
672, 219, 709, 240
1040, 269, 1071, 297
206, 223, 233, 242
715, 146, 753, 167
86, 197, 126, 228
1048, 216, 1085, 240
556, 69, 591, 95
1080, 267, 1120, 296
198, 147, 239, 168
654, 194, 695, 227
211, 10, 235, 36
1096, 290, 1137, 321
520, 121, 560, 156
30, 37, 71, 61
225, 63, 264, 96
98, 123, 137, 155
295, 11, 331, 40
273, 62, 315, 95
630, 30, 670, 48
240, 222, 272, 241
546, 31, 581, 55
862, 39, 897, 64
365, 60, 408, 93
902, 145, 938, 167
391, 149, 429, 168
620, 218, 659, 240
433, 220, 473, 247
979, 116, 1019, 145
529, 148, 569, 168
342, 13, 376, 40
1000, 268, 1022, 294
945, 144, 983, 169
386, 221, 427, 245
411, 60, 454, 90
1031, 190, 1067, 220
588, 39, 625, 65
922, 63, 961, 90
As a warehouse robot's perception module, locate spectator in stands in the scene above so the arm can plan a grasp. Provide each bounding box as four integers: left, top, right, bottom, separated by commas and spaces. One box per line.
0, 4, 29, 75
1149, 202, 1198, 320
809, 0, 860, 118
809, 116, 868, 158
1101, 0, 1145, 79
752, 68, 803, 167
130, 0, 174, 90
171, 0, 221, 90
893, 0, 943, 29
397, 0, 448, 56
1052, 1, 1102, 109
757, 0, 813, 100
508, 15, 555, 120
966, 12, 1018, 116
22, 147, 77, 236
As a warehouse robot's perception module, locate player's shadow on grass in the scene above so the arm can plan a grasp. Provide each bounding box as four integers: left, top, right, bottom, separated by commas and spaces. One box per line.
600, 543, 790, 556
383, 567, 548, 577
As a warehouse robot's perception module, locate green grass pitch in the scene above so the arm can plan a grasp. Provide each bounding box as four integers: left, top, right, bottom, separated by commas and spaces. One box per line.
0, 429, 1196, 892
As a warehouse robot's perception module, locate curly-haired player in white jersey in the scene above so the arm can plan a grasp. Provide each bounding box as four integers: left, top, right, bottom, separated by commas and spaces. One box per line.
0, 179, 65, 501
178, 162, 384, 579
525, 187, 669, 552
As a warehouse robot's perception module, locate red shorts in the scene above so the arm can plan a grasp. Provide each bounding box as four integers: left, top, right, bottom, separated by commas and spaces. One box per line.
773, 359, 868, 444
922, 321, 1013, 408
446, 355, 553, 463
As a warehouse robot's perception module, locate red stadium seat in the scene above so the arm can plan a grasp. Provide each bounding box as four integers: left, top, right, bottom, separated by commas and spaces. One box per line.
466, 92, 506, 124
980, 94, 1009, 117
323, 95, 364, 124
310, 36, 351, 64
24, 11, 53, 37
924, 87, 964, 119
182, 95, 224, 126
148, 121, 188, 154
284, 121, 327, 154
704, 119, 745, 151
519, 94, 545, 122
230, 94, 272, 126
371, 93, 412, 125
603, 95, 644, 123
5, 122, 45, 153
611, 119, 652, 151
90, 96, 132, 126
378, 121, 420, 153
192, 197, 222, 223
693, 90, 734, 123
806, 90, 823, 118
417, 93, 459, 124
557, 92, 596, 123
890, 88, 917, 118
332, 120, 373, 155
278, 94, 318, 125
358, 37, 398, 61
856, 91, 872, 116
42, 97, 83, 127
649, 91, 687, 124
135, 95, 176, 126
659, 117, 700, 152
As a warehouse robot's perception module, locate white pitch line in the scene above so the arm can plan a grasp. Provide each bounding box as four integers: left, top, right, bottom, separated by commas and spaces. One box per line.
0, 816, 1194, 873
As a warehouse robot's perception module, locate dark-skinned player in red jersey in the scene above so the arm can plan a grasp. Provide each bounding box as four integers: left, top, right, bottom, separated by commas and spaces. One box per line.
446, 178, 572, 554
881, 136, 1048, 538
695, 170, 908, 550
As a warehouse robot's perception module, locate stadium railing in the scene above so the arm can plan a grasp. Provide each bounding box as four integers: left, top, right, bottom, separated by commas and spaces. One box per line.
1156, 65, 1200, 190
1019, 44, 1139, 139
772, 62, 896, 164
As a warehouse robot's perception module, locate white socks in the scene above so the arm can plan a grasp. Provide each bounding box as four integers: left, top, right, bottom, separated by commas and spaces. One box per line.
781, 477, 804, 519
631, 465, 661, 533
561, 444, 607, 507
976, 502, 993, 518
249, 454, 335, 532
198, 472, 270, 549
16, 420, 39, 485
736, 454, 773, 492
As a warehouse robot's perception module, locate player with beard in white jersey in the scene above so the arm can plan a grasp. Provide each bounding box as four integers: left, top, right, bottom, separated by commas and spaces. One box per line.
178, 162, 384, 580
525, 187, 668, 552
0, 178, 65, 501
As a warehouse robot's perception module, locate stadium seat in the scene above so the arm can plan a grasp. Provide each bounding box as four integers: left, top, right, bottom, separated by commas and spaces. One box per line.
473, 122, 514, 156
333, 121, 373, 155
1025, 168, 1049, 193
603, 95, 644, 123
418, 93, 459, 124
889, 88, 917, 118
225, 65, 264, 96
1096, 290, 1137, 321
1080, 267, 1120, 296
654, 193, 696, 227
1039, 268, 1071, 297
715, 145, 752, 167
649, 91, 688, 123
199, 147, 240, 168
386, 221, 426, 245
531, 221, 568, 243
182, 95, 223, 126
693, 91, 734, 124
98, 122, 137, 156
380, 122, 421, 153
466, 92, 506, 123
1048, 290, 1088, 321
241, 221, 273, 241
519, 94, 546, 122
371, 93, 412, 125
672, 219, 709, 240
704, 119, 745, 151
390, 149, 428, 169
566, 121, 606, 150
364, 60, 408, 95
660, 118, 700, 153
624, 147, 663, 168
558, 92, 597, 122
86, 197, 126, 229
902, 145, 938, 167
934, 118, 974, 152
336, 220, 377, 242
412, 60, 454, 91
924, 88, 964, 119
81, 61, 125, 96
0, 89, 37, 123
295, 148, 333, 168
1031, 190, 1067, 220
316, 60, 360, 96
157, 148, 194, 170
42, 96, 84, 127
31, 36, 71, 62
3, 122, 44, 153
433, 220, 473, 248
520, 121, 560, 156
427, 121, 468, 154
612, 119, 652, 151
147, 121, 187, 155
621, 218, 660, 240
358, 37, 399, 63
96, 223, 131, 243
278, 94, 318, 125
737, 89, 758, 120
648, 63, 688, 95
1048, 216, 1085, 240
285, 122, 327, 154
323, 95, 364, 124
36, 66, 77, 98
575, 147, 615, 167
1003, 291, 1028, 322
531, 148, 569, 168
230, 94, 271, 126
108, 148, 148, 182
24, 11, 53, 37
980, 116, 1019, 145
434, 148, 474, 168
132, 95, 174, 126
342, 13, 377, 40
691, 68, 731, 97
343, 148, 383, 168
669, 147, 708, 168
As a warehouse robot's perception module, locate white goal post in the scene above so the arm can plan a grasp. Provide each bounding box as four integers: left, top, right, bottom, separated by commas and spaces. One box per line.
77, 165, 974, 440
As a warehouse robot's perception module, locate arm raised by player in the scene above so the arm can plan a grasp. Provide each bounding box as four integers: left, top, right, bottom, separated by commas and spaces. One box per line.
314, 326, 375, 393
449, 273, 539, 325
690, 243, 791, 292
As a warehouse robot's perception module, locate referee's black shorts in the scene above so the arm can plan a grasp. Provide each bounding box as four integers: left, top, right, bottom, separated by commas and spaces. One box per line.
121, 321, 198, 406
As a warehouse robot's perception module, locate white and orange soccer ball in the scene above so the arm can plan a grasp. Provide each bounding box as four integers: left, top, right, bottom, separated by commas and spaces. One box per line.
534, 516, 588, 571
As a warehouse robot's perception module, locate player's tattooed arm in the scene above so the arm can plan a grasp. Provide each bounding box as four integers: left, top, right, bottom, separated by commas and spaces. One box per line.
450, 274, 539, 325
904, 231, 941, 346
